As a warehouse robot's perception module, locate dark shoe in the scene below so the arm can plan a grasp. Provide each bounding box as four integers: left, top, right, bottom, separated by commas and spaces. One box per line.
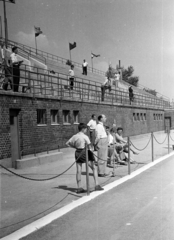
133, 151, 139, 155
76, 188, 86, 194
95, 185, 104, 191
98, 174, 105, 177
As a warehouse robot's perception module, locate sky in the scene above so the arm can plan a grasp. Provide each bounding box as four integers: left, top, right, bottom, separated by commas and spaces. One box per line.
0, 0, 174, 100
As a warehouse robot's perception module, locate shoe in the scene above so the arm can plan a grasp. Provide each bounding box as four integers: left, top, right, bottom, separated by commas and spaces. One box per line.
95, 185, 104, 191
76, 188, 86, 194
133, 152, 139, 155
119, 161, 127, 165
130, 161, 136, 164
98, 174, 105, 177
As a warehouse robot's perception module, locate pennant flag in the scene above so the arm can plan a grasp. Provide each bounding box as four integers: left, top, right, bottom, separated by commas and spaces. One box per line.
34, 26, 43, 37
9, 0, 15, 3
69, 42, 76, 51
91, 53, 100, 58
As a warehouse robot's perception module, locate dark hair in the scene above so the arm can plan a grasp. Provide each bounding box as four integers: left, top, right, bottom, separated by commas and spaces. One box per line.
92, 114, 96, 119
117, 127, 123, 132
110, 127, 115, 133
98, 115, 103, 121
12, 46, 18, 52
105, 125, 110, 130
78, 123, 87, 131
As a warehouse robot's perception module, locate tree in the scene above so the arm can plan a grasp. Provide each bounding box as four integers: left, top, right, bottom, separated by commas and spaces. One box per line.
119, 65, 139, 87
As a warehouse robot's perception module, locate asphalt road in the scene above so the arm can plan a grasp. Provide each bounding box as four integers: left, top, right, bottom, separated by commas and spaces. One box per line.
21, 155, 174, 240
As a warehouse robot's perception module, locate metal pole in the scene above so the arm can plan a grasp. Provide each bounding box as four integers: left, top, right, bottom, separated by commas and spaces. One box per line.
85, 144, 90, 196
0, 16, 3, 38
127, 137, 131, 175
69, 49, 71, 62
91, 56, 93, 73
35, 35, 37, 54
3, 0, 7, 48
168, 129, 170, 154
151, 132, 154, 162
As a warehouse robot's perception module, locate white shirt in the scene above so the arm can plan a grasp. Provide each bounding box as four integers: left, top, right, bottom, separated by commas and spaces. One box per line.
69, 69, 74, 77
83, 61, 88, 67
95, 122, 107, 144
10, 53, 18, 64
87, 119, 97, 130
102, 77, 111, 86
66, 132, 90, 149
108, 133, 114, 145
115, 73, 120, 81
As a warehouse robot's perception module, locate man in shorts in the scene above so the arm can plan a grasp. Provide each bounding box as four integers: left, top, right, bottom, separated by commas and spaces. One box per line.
66, 123, 104, 194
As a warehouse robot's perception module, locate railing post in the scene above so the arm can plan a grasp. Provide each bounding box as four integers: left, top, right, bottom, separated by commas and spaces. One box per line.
127, 137, 131, 175
151, 132, 154, 162
167, 129, 170, 154
85, 144, 90, 196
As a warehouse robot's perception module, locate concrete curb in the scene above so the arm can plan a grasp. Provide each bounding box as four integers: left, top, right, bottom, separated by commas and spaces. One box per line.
2, 151, 174, 240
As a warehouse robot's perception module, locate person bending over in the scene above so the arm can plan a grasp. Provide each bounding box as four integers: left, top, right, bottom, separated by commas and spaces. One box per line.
66, 123, 104, 194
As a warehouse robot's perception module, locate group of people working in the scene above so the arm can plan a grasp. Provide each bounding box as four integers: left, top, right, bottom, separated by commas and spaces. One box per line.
66, 114, 138, 194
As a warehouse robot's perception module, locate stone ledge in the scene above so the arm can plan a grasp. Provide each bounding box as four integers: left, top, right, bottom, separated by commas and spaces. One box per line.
16, 152, 63, 169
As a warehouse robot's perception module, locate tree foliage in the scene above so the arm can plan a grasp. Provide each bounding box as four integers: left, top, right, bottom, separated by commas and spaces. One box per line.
117, 65, 139, 87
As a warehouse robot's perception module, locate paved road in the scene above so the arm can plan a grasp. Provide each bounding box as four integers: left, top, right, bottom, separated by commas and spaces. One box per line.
21, 155, 174, 240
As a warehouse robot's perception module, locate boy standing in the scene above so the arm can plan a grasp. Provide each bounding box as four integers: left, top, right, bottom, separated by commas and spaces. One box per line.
66, 123, 104, 193
69, 65, 75, 90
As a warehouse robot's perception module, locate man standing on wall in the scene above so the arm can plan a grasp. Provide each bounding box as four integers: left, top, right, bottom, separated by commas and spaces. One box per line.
87, 114, 97, 149
82, 59, 88, 75
69, 65, 75, 90
10, 47, 23, 92
94, 114, 108, 177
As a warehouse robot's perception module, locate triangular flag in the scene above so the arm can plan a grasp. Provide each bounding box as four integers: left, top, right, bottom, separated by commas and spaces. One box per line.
91, 53, 100, 58
69, 42, 76, 51
34, 26, 43, 37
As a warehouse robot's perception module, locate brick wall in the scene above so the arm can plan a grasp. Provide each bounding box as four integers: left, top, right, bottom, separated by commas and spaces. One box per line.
0, 92, 167, 161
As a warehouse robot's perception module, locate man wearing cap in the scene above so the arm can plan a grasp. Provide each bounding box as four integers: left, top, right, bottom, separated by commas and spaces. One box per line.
10, 46, 23, 92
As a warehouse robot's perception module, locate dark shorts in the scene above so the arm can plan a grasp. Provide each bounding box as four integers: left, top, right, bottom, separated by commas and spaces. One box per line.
75, 149, 95, 163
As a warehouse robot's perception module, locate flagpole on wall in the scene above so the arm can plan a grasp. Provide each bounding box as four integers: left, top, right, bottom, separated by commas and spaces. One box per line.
69, 48, 72, 62
35, 35, 38, 54
91, 52, 93, 72
0, 16, 3, 39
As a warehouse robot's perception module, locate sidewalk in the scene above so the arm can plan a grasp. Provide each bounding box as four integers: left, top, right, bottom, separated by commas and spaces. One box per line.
1, 130, 174, 238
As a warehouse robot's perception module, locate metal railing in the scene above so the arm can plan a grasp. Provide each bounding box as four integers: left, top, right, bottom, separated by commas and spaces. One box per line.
1, 37, 105, 76
0, 63, 171, 109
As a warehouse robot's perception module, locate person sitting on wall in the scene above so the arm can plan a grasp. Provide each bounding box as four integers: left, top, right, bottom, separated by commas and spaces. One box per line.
101, 65, 113, 101
66, 123, 104, 193
101, 77, 112, 102
115, 127, 139, 163
10, 46, 23, 92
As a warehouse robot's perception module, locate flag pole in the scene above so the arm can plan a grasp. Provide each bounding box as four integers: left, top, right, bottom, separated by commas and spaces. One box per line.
35, 35, 37, 54
91, 52, 93, 72
69, 48, 71, 62
0, 16, 3, 39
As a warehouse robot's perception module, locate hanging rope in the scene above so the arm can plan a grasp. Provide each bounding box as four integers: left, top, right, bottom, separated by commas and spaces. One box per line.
153, 133, 167, 145
169, 134, 174, 142
0, 150, 85, 181
130, 136, 151, 151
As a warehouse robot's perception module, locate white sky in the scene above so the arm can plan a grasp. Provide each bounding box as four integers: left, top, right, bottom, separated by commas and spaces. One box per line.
0, 0, 174, 100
